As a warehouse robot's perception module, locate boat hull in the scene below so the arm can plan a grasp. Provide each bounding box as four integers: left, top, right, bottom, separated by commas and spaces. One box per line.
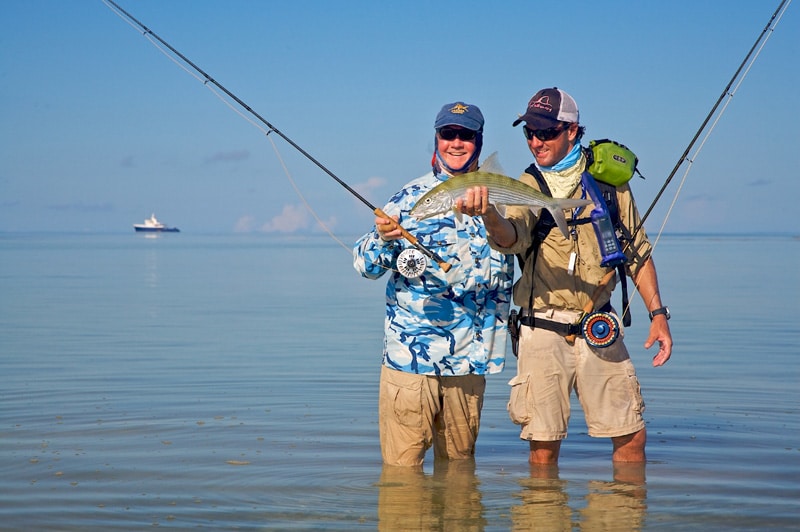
134, 226, 180, 233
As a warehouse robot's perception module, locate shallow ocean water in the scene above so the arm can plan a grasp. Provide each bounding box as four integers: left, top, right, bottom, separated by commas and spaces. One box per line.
1, 232, 798, 530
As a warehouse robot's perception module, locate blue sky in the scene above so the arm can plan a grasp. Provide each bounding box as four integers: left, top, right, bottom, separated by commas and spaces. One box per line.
1, 0, 797, 235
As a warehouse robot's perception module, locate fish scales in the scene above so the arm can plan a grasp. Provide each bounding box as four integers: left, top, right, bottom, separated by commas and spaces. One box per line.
410, 170, 592, 239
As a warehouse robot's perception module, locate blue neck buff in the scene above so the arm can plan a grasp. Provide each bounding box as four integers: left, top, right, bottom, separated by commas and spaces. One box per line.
433, 131, 483, 177
539, 141, 582, 172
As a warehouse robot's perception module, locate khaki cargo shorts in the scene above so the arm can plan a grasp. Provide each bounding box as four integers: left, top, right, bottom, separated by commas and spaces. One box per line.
507, 310, 645, 441
379, 365, 486, 467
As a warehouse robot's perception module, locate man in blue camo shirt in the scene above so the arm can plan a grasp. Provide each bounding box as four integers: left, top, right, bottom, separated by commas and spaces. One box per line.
353, 102, 514, 467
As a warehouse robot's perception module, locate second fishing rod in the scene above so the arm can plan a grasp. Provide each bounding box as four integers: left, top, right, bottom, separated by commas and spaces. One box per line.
104, 0, 452, 273
632, 0, 790, 240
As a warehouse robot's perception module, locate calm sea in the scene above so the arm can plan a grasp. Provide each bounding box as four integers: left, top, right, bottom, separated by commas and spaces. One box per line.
1, 232, 798, 531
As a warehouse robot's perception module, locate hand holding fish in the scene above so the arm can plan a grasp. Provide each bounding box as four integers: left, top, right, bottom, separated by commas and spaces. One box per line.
410, 153, 591, 240
454, 186, 491, 216
455, 186, 519, 247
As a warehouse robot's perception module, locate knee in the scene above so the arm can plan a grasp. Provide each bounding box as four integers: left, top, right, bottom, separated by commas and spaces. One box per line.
612, 429, 647, 462
529, 440, 561, 465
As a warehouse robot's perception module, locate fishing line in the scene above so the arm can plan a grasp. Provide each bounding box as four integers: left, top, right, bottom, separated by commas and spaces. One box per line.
647, 0, 789, 251
621, 0, 790, 319
635, 0, 791, 241
106, 0, 345, 245
102, 0, 452, 273
108, 6, 351, 250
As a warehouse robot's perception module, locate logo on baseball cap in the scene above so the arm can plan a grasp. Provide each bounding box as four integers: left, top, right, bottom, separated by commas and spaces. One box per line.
512, 87, 579, 129
435, 102, 485, 131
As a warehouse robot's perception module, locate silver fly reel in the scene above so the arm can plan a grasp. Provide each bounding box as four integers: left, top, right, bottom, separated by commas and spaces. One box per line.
396, 248, 428, 278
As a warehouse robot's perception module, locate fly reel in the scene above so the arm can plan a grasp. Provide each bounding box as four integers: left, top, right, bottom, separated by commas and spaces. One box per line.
581, 311, 620, 348
396, 248, 428, 278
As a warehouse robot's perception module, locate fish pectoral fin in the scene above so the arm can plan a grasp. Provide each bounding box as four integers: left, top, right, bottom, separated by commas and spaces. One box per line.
494, 204, 507, 218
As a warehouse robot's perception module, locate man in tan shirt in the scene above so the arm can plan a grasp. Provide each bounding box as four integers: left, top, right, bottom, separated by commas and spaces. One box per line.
457, 87, 673, 465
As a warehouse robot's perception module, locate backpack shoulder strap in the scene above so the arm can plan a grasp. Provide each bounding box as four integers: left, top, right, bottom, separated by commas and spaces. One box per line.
517, 164, 556, 269
519, 165, 631, 326
593, 179, 632, 326
525, 163, 548, 193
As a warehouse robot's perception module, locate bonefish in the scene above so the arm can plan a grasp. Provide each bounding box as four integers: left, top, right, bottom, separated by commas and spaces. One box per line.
410, 153, 591, 238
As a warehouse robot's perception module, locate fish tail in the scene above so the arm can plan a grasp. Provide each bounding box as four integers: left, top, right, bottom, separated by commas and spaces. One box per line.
547, 198, 591, 239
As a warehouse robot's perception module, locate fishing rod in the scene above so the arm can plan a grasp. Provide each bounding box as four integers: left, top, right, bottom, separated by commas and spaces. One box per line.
103, 0, 452, 273
633, 0, 790, 239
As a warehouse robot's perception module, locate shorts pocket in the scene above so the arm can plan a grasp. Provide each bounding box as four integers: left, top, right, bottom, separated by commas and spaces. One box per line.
625, 369, 646, 415
507, 373, 533, 425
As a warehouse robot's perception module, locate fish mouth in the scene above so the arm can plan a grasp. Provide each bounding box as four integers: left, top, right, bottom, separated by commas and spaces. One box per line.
410, 209, 437, 221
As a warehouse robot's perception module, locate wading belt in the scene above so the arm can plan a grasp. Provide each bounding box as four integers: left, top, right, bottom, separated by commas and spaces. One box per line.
518, 314, 582, 336
519, 268, 617, 344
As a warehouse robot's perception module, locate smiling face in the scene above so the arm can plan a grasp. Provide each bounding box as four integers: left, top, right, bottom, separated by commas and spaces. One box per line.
436, 126, 479, 174
526, 122, 578, 167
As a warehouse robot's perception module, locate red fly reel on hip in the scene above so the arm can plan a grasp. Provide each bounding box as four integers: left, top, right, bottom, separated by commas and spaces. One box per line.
581, 311, 620, 348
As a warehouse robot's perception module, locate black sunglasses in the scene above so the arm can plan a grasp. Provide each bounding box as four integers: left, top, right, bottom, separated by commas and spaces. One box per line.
523, 124, 570, 142
437, 127, 477, 141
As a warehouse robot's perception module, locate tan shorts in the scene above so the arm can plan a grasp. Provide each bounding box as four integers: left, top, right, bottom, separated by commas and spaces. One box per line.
379, 365, 486, 467
507, 309, 645, 441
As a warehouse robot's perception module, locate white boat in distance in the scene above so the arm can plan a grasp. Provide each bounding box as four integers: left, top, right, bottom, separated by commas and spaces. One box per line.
133, 214, 180, 233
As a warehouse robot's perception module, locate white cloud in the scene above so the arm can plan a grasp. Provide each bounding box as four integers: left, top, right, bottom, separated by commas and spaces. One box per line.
259, 203, 310, 233
353, 176, 387, 204
233, 215, 256, 233
234, 205, 340, 234
205, 150, 250, 163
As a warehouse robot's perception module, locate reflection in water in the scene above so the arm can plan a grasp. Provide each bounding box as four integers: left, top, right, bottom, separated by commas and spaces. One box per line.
143, 248, 161, 321
511, 465, 572, 531
144, 248, 159, 289
378, 459, 485, 531
511, 463, 647, 531
580, 463, 647, 530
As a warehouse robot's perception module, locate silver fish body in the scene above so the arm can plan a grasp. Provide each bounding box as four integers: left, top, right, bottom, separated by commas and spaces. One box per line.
410, 170, 592, 239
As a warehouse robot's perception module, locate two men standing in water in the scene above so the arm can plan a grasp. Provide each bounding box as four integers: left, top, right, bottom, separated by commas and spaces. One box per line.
354, 88, 672, 468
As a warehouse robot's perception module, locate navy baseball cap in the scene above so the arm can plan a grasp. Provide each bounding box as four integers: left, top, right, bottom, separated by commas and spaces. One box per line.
434, 102, 484, 131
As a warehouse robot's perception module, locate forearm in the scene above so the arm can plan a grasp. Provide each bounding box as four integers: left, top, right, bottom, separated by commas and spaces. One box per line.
482, 208, 518, 248
632, 257, 663, 312
633, 256, 673, 367
353, 229, 396, 279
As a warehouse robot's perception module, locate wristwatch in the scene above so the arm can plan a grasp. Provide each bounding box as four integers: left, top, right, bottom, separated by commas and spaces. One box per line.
648, 306, 670, 321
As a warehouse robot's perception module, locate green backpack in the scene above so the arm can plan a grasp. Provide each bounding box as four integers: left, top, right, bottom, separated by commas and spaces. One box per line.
586, 139, 643, 186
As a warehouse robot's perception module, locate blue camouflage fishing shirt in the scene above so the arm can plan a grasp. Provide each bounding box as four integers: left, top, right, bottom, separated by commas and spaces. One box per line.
353, 171, 514, 376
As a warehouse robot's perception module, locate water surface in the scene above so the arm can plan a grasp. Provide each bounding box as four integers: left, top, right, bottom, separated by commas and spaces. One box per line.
1, 233, 798, 530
